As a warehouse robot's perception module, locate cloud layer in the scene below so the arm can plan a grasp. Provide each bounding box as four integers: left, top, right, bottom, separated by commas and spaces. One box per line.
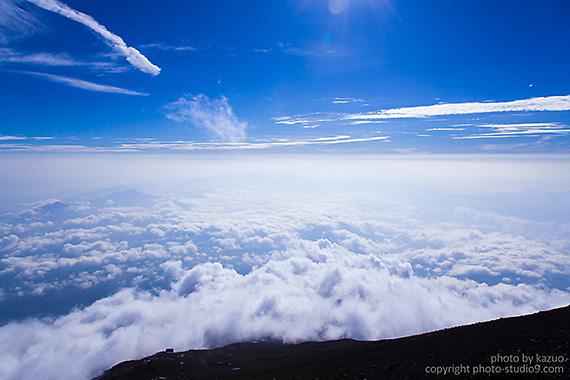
1, 245, 567, 380
26, 0, 160, 75
1, 159, 569, 380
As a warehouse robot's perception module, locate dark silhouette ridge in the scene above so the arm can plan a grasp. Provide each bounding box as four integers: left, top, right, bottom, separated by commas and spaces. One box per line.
96, 305, 570, 379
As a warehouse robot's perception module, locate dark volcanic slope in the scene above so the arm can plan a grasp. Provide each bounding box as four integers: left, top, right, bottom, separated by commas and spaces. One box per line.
96, 305, 570, 380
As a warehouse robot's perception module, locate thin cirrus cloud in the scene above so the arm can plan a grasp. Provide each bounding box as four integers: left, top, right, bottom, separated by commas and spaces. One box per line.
273, 115, 337, 126
0, 144, 132, 152
0, 135, 389, 152
0, 0, 43, 41
25, 0, 161, 76
0, 49, 78, 66
0, 135, 52, 141
331, 97, 364, 104
0, 135, 27, 141
427, 127, 465, 131
273, 95, 570, 137
115, 135, 389, 152
22, 71, 148, 96
0, 48, 126, 73
453, 122, 570, 140
344, 94, 570, 120
139, 43, 196, 52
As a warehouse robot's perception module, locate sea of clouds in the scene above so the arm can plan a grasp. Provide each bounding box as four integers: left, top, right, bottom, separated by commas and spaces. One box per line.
0, 155, 569, 380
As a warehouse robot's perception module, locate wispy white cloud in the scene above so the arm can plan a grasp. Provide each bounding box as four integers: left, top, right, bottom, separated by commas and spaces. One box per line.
0, 143, 135, 152
344, 95, 570, 120
0, 135, 53, 141
21, 71, 148, 95
350, 120, 385, 125
139, 43, 196, 52
278, 41, 341, 57
0, 135, 389, 152
332, 97, 364, 104
427, 127, 465, 131
477, 122, 564, 130
26, 0, 160, 75
0, 48, 125, 72
273, 114, 336, 126
165, 94, 248, 141
117, 135, 389, 151
274, 118, 315, 125
0, 47, 78, 65
0, 135, 26, 141
0, 0, 42, 42
453, 122, 570, 140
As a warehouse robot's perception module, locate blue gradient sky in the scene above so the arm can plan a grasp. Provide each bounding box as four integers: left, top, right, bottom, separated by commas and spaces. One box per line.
1, 0, 570, 152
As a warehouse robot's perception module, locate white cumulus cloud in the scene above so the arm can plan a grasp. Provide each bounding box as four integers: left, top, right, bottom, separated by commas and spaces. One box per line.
165, 94, 248, 141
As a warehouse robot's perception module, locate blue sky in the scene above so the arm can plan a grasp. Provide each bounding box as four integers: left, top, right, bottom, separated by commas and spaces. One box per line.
1, 0, 570, 153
